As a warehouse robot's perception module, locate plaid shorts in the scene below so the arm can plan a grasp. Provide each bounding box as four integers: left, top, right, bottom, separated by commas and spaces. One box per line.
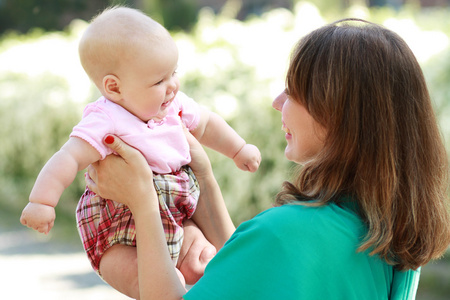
76, 166, 199, 274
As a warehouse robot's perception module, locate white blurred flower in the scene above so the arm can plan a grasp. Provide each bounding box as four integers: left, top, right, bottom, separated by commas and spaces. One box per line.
213, 93, 238, 119
293, 2, 326, 38
0, 20, 91, 104
384, 18, 449, 62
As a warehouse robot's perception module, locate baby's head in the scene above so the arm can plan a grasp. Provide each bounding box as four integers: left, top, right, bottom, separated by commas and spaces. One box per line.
79, 6, 180, 122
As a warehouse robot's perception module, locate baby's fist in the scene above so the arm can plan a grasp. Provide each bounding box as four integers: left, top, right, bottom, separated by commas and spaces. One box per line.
233, 144, 261, 172
20, 202, 55, 235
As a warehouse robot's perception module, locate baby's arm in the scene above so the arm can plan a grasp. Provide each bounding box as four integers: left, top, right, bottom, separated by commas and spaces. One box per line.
191, 107, 261, 172
20, 137, 101, 234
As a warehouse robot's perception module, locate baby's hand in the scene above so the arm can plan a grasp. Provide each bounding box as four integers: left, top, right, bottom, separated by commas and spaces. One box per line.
233, 144, 261, 172
20, 202, 56, 235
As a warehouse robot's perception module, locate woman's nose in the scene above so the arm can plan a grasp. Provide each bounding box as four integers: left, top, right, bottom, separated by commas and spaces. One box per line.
272, 91, 287, 111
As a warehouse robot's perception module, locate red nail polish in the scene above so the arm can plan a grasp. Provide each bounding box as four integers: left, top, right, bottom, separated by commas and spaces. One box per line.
178, 110, 183, 118
105, 135, 114, 144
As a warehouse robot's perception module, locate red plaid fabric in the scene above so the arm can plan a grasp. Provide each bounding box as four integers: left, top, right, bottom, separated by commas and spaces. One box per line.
76, 166, 199, 274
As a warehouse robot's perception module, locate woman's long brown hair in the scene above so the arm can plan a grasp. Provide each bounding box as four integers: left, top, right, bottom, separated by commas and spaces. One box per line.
276, 19, 450, 271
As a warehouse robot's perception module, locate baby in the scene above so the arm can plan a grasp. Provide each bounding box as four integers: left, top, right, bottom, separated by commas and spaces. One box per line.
20, 6, 261, 297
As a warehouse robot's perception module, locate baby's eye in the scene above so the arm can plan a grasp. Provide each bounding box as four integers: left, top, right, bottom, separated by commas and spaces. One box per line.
155, 79, 164, 85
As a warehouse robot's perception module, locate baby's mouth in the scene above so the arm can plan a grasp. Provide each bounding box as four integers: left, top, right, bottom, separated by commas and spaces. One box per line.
161, 98, 172, 108
162, 93, 176, 108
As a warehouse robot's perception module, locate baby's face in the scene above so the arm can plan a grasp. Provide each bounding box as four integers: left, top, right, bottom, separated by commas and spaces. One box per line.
118, 38, 180, 122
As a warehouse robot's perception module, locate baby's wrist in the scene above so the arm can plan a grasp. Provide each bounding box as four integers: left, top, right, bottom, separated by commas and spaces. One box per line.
232, 142, 247, 160
28, 201, 55, 208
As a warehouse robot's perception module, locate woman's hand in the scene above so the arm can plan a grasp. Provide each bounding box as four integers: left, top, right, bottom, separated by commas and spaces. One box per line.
86, 135, 156, 212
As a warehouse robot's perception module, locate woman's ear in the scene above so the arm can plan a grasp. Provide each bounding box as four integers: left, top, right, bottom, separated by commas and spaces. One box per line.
103, 75, 122, 102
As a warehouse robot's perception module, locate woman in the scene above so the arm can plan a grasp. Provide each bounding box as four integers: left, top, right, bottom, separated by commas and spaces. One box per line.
87, 19, 450, 299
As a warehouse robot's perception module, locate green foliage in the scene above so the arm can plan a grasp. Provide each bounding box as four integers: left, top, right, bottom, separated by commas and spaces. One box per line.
181, 58, 295, 224
0, 0, 93, 34
0, 0, 199, 34
422, 50, 450, 152
175, 7, 299, 224
141, 0, 199, 31
417, 257, 450, 298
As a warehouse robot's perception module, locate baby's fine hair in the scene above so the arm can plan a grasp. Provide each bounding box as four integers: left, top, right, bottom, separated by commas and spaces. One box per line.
277, 18, 450, 271
78, 6, 170, 88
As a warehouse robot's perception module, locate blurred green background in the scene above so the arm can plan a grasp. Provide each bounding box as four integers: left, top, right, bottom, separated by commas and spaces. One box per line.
1, 0, 449, 298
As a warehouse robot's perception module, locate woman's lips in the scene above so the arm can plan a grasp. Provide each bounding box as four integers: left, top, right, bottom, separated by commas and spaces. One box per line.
282, 121, 291, 134
282, 122, 292, 139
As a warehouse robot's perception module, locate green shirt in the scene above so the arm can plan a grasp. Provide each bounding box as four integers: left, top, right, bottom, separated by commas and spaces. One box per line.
185, 202, 420, 299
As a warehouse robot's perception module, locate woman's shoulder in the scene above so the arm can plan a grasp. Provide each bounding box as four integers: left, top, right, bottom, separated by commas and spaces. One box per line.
232, 201, 367, 253
252, 201, 362, 230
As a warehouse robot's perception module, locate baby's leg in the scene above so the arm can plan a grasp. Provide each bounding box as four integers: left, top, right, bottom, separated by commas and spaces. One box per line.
177, 219, 217, 285
100, 244, 139, 299
99, 244, 185, 299
99, 244, 139, 299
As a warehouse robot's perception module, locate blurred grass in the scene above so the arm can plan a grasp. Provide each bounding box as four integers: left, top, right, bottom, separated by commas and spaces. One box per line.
0, 1, 449, 298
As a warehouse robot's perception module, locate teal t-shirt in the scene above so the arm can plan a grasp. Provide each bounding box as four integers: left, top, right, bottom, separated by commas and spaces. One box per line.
185, 202, 420, 299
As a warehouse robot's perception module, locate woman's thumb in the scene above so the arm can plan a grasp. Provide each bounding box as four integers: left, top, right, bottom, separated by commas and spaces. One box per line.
104, 135, 128, 157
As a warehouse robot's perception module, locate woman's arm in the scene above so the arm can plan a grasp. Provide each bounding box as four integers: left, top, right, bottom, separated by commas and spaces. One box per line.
184, 128, 235, 248
86, 135, 186, 300
132, 185, 187, 299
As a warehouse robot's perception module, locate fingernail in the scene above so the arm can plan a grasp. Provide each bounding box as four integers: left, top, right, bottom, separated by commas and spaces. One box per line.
105, 135, 114, 144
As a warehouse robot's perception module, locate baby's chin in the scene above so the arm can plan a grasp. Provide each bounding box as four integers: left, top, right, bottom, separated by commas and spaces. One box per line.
149, 111, 168, 122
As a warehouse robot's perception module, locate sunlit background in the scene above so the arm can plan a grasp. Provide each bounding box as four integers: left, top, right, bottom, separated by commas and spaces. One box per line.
1, 0, 449, 299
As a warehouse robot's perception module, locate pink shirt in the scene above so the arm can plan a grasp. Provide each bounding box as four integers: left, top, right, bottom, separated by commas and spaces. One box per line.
70, 91, 201, 174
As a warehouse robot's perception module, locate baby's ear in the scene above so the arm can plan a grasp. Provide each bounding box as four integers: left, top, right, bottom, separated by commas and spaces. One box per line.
102, 74, 122, 102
